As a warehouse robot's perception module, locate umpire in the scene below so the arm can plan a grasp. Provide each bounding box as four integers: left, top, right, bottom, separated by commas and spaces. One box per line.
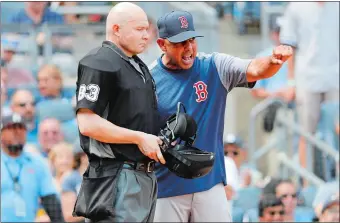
73, 3, 165, 222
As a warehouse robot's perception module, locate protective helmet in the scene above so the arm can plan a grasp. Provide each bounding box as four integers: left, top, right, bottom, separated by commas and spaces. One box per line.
158, 102, 215, 179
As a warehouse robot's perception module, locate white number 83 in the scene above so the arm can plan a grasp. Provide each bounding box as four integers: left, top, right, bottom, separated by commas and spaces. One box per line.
78, 84, 100, 102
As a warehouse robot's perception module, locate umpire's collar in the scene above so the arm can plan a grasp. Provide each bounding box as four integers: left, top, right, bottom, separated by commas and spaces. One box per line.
102, 40, 129, 61
102, 40, 146, 65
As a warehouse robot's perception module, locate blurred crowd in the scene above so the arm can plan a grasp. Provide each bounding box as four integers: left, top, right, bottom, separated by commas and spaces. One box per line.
1, 1, 339, 223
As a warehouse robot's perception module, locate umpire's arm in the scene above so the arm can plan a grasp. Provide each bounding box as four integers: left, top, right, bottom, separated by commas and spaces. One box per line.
76, 65, 143, 145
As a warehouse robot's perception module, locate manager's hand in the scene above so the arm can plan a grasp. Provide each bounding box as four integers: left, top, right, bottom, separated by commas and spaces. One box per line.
136, 132, 166, 164
271, 45, 293, 65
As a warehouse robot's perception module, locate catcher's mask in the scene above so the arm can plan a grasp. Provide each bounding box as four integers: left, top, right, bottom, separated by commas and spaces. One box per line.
158, 102, 215, 179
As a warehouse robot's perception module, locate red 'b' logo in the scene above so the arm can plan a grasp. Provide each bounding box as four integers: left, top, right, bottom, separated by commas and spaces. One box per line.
193, 81, 208, 103
178, 16, 189, 29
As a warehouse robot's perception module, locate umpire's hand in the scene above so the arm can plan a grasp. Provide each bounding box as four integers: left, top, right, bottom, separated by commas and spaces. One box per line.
136, 133, 166, 164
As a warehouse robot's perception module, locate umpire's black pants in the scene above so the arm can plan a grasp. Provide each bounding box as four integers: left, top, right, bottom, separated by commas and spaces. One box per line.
76, 162, 157, 223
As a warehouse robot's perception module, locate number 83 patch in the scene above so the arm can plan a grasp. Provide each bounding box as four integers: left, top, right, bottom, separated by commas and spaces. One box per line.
78, 84, 100, 102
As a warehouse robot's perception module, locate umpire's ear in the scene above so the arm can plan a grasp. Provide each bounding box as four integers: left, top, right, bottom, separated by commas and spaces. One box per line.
112, 24, 121, 37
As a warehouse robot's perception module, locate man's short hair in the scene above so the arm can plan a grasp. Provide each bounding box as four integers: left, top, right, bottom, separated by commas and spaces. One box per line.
259, 194, 284, 217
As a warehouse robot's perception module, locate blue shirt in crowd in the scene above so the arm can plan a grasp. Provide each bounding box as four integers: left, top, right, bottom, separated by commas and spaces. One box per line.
1, 150, 57, 222
10, 7, 64, 25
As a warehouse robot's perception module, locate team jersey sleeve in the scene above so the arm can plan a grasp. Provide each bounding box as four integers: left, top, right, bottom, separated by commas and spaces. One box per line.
213, 53, 254, 92
279, 3, 298, 48
76, 64, 112, 116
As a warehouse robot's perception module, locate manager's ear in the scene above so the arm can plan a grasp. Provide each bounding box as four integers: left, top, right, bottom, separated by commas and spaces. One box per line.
157, 38, 167, 52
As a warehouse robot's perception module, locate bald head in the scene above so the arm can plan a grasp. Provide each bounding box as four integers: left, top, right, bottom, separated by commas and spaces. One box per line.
106, 2, 147, 35
10, 89, 35, 121
105, 2, 150, 57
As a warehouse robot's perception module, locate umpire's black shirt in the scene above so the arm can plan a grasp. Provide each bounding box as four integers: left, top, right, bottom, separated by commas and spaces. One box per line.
75, 41, 159, 162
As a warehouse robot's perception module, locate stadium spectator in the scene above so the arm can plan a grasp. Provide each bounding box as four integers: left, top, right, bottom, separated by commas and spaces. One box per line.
313, 165, 340, 217
60, 143, 88, 222
258, 194, 285, 222
224, 134, 263, 188
48, 142, 74, 192
10, 2, 64, 24
318, 194, 339, 222
1, 74, 8, 106
1, 36, 19, 65
1, 65, 12, 117
36, 64, 73, 103
1, 60, 8, 84
280, 2, 340, 183
275, 179, 312, 222
224, 152, 239, 216
1, 37, 36, 88
10, 89, 38, 143
9, 2, 74, 54
251, 16, 293, 104
1, 113, 64, 222
37, 118, 64, 157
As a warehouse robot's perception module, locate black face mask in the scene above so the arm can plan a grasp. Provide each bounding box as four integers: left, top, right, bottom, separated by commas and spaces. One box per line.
7, 144, 24, 154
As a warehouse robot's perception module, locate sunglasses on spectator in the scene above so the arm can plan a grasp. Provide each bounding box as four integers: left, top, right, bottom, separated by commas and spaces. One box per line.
16, 102, 36, 107
268, 210, 285, 216
280, 193, 297, 199
225, 151, 239, 156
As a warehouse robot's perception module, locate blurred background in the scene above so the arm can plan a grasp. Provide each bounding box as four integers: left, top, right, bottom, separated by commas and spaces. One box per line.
1, 1, 339, 223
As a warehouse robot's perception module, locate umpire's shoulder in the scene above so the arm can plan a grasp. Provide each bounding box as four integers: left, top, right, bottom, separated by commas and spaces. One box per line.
79, 46, 121, 73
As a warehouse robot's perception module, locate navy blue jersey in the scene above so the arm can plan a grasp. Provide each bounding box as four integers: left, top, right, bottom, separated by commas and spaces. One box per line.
150, 52, 255, 198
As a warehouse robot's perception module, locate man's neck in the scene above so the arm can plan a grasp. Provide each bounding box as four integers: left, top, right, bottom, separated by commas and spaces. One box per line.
106, 38, 133, 57
161, 54, 181, 70
25, 7, 44, 24
284, 212, 295, 221
2, 147, 21, 158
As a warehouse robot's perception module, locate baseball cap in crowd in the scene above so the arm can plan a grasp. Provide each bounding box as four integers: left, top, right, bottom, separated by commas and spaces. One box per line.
321, 194, 339, 213
157, 10, 203, 43
224, 134, 244, 148
1, 37, 19, 52
1, 113, 26, 130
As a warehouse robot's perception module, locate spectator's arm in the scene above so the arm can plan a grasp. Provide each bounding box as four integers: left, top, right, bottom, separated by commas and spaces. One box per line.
41, 194, 65, 222
61, 192, 84, 222
251, 88, 272, 99
60, 174, 84, 222
36, 156, 63, 221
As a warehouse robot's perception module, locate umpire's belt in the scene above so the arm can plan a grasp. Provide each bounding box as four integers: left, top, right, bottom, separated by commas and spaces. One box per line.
123, 160, 155, 173
90, 158, 155, 173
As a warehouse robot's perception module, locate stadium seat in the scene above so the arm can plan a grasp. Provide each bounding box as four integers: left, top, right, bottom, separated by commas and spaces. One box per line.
232, 206, 245, 222
36, 98, 75, 123
61, 119, 79, 144
299, 185, 318, 208
242, 208, 259, 222
295, 206, 316, 221
233, 187, 262, 210
0, 2, 25, 23
318, 101, 339, 149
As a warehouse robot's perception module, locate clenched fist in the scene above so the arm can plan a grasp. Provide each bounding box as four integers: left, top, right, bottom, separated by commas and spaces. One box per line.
271, 45, 293, 65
